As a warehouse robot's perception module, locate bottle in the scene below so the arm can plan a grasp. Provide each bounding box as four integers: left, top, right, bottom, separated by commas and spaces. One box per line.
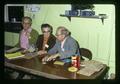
77, 55, 80, 69
71, 55, 80, 69
71, 55, 77, 68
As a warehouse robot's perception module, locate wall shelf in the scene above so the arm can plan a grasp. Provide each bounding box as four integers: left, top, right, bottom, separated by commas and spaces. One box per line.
60, 14, 107, 25
5, 22, 22, 33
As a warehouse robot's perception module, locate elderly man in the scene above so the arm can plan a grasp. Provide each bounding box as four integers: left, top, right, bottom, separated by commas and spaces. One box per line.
42, 26, 80, 62
5, 16, 39, 79
19, 16, 39, 53
6, 16, 39, 53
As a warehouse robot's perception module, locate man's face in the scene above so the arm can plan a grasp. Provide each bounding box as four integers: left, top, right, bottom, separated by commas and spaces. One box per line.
42, 27, 51, 37
56, 30, 65, 42
22, 19, 31, 30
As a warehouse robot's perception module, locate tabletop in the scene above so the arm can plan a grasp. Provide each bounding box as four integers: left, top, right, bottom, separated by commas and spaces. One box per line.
5, 54, 109, 79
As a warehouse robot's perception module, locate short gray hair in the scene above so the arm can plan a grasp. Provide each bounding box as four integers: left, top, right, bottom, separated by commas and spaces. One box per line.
22, 16, 32, 25
56, 26, 70, 37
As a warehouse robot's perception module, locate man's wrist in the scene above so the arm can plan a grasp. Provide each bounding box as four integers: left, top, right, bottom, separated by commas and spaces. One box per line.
54, 53, 60, 58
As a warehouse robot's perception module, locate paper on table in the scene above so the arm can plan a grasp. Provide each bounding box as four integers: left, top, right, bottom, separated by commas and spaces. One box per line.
77, 60, 104, 76
54, 61, 65, 65
5, 47, 21, 53
81, 60, 104, 72
22, 52, 38, 59
5, 52, 24, 59
77, 67, 95, 76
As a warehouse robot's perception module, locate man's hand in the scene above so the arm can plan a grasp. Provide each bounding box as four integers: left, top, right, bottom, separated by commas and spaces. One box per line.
46, 53, 60, 61
42, 55, 49, 64
37, 50, 47, 55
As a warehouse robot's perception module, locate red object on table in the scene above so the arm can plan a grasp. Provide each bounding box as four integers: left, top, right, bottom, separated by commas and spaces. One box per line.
71, 55, 80, 69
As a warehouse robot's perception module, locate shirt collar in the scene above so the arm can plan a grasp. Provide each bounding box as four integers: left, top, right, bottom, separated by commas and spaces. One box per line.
61, 36, 68, 45
23, 28, 32, 33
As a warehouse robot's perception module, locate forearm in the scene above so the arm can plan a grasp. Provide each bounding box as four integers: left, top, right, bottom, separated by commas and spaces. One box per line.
59, 40, 79, 59
48, 44, 58, 55
59, 50, 76, 59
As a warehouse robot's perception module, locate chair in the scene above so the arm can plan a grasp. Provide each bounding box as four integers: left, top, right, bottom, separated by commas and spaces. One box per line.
79, 48, 92, 60
109, 73, 115, 79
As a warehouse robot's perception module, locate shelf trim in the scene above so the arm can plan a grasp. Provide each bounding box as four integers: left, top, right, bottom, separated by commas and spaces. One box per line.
60, 14, 107, 24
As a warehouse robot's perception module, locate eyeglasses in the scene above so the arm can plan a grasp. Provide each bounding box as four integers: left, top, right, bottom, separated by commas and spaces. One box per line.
43, 30, 51, 33
23, 22, 31, 25
56, 34, 62, 37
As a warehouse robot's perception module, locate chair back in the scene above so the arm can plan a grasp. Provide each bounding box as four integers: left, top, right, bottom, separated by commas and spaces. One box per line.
80, 48, 92, 60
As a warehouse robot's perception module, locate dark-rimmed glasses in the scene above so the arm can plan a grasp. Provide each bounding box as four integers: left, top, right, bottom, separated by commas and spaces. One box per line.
43, 30, 51, 33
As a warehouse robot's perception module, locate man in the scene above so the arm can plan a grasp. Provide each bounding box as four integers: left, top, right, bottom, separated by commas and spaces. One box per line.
42, 26, 80, 62
20, 16, 38, 52
5, 16, 39, 79
6, 16, 39, 53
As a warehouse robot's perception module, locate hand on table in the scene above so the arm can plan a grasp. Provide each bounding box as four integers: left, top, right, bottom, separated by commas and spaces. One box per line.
46, 53, 60, 62
37, 50, 47, 55
41, 53, 60, 64
42, 55, 49, 64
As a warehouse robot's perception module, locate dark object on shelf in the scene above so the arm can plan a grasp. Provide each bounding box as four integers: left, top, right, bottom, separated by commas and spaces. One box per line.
71, 4, 94, 10
65, 10, 79, 16
80, 10, 95, 16
5, 22, 22, 33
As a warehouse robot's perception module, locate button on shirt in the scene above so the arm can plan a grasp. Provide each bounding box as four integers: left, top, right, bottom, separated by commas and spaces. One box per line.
20, 28, 32, 49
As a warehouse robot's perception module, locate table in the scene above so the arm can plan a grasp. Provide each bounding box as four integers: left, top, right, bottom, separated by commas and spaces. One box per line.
4, 55, 109, 79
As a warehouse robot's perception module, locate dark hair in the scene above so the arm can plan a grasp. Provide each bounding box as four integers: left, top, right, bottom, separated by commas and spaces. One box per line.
22, 16, 32, 24
41, 23, 53, 33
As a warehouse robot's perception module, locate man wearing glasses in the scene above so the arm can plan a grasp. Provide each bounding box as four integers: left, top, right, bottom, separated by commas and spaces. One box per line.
5, 16, 39, 79
36, 24, 56, 55
20, 16, 38, 53
42, 26, 80, 62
